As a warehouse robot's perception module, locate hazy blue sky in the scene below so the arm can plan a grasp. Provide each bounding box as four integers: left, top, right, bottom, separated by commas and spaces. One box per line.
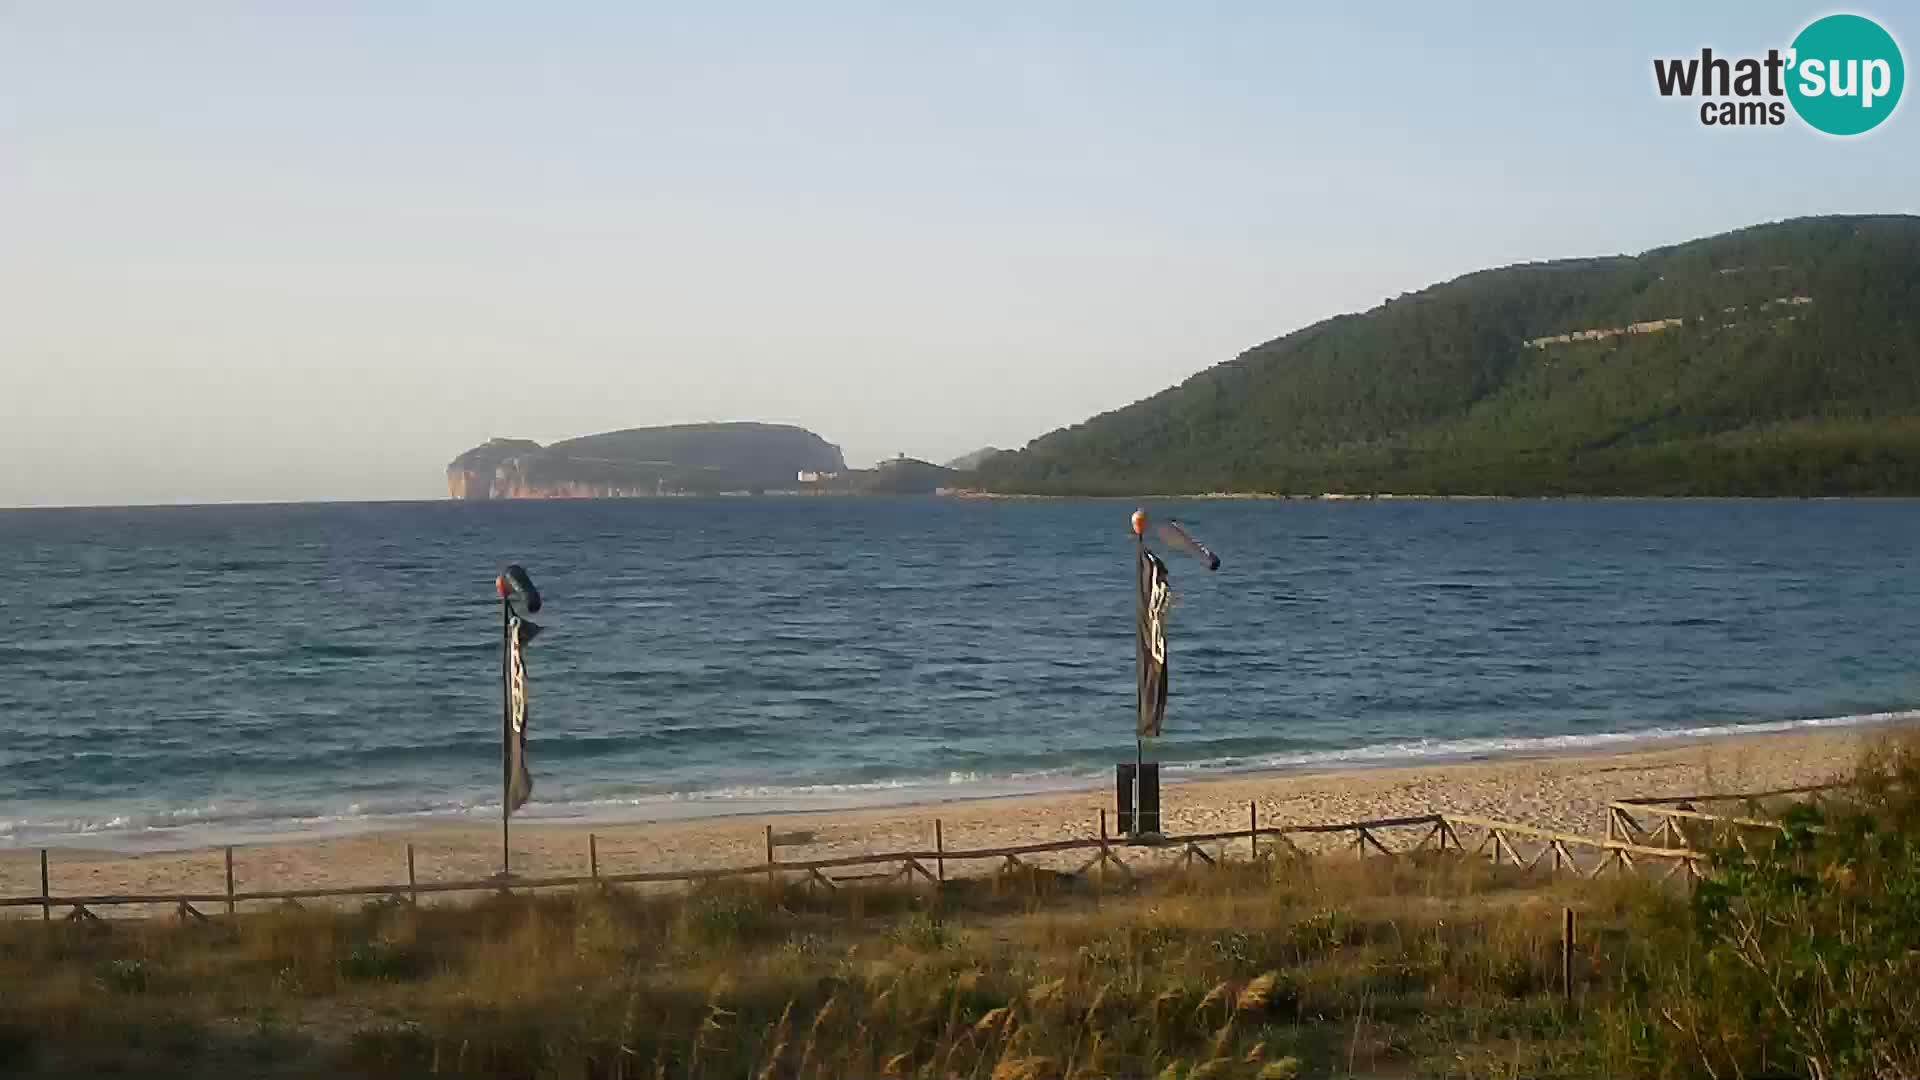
3, 3, 1914, 506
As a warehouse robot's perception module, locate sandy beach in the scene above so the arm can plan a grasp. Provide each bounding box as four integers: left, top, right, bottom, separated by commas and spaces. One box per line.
3, 723, 1908, 918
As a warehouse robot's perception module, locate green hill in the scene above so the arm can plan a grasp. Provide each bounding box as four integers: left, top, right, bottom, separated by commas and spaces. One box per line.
975, 215, 1920, 496
856, 456, 956, 494
943, 447, 1007, 471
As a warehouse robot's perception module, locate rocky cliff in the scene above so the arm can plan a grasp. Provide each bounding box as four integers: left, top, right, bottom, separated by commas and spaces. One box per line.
446, 423, 847, 499
447, 438, 541, 500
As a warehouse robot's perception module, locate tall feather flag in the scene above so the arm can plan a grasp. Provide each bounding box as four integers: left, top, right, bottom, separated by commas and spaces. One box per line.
498, 564, 543, 818
506, 614, 541, 812
1136, 548, 1171, 738
1132, 513, 1219, 739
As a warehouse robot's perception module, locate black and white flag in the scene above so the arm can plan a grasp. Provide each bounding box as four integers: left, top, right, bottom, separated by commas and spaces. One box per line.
1136, 548, 1171, 738
506, 615, 541, 813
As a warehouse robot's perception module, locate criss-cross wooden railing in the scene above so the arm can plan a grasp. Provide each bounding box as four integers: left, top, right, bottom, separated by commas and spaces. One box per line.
1604, 783, 1845, 849
1444, 814, 1705, 882
2, 808, 1453, 921
7, 783, 1839, 922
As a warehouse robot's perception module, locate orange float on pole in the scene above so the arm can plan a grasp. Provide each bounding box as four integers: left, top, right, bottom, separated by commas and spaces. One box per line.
1130, 508, 1147, 536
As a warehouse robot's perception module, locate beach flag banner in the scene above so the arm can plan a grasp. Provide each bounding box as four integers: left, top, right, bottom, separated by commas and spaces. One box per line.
505, 615, 540, 812
1136, 547, 1170, 738
1124, 510, 1218, 836
494, 563, 544, 876
1129, 511, 1217, 743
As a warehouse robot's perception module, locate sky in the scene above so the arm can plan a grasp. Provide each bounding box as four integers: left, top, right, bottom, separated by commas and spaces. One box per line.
2, 3, 1915, 507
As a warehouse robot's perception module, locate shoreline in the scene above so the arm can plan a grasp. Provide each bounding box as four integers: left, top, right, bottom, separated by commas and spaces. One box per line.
12, 494, 1920, 513
8, 709, 1912, 856
4, 720, 1911, 916
949, 491, 1920, 502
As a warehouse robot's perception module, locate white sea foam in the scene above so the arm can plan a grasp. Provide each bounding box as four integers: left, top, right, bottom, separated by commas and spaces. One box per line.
5, 709, 1914, 848
1191, 708, 1920, 776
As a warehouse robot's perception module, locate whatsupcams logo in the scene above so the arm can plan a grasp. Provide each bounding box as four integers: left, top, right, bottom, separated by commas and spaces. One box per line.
1654, 13, 1904, 134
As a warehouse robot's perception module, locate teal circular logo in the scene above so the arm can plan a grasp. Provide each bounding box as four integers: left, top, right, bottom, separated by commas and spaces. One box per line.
1787, 14, 1904, 135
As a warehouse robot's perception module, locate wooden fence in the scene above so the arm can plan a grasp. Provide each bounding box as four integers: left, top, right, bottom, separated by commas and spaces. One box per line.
1606, 782, 1845, 848
3, 809, 1450, 922
0, 793, 1754, 924
1444, 814, 1706, 883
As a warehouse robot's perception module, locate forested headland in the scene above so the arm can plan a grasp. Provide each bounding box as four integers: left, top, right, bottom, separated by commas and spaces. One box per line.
974, 215, 1920, 496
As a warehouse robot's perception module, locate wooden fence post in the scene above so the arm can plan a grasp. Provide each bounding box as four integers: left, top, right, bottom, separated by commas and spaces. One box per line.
589, 833, 599, 881
40, 849, 50, 923
406, 844, 418, 907
765, 825, 776, 891
935, 819, 944, 883
225, 846, 236, 916
1097, 810, 1108, 890
1561, 907, 1575, 1005
1249, 802, 1257, 861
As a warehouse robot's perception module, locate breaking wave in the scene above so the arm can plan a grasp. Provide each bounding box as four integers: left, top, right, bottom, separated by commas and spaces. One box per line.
5, 709, 1910, 850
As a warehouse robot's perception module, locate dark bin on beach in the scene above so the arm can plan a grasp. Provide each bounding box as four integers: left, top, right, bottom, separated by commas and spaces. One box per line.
1116, 762, 1161, 836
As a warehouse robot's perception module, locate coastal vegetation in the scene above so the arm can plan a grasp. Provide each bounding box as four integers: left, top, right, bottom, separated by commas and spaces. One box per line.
3, 737, 1916, 1079
973, 215, 1920, 497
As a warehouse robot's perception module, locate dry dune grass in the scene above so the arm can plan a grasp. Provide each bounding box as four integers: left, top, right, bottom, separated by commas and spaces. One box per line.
4, 731, 1916, 1079
1, 847, 1646, 1079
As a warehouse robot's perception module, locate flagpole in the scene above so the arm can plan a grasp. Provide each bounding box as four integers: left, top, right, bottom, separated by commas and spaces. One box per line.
1133, 526, 1144, 837
500, 591, 512, 878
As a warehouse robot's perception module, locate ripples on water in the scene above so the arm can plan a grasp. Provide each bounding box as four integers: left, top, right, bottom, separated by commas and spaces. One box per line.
2, 497, 1918, 847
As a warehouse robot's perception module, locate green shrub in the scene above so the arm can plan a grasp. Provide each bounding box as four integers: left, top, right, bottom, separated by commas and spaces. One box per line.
95, 958, 149, 994
677, 886, 774, 949
889, 911, 951, 952
1616, 744, 1920, 1079
341, 939, 426, 982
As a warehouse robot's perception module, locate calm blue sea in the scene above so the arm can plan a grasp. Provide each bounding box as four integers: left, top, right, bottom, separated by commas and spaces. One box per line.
3, 498, 1918, 849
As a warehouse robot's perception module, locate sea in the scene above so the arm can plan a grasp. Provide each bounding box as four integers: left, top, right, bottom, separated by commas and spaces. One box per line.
3, 497, 1918, 851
